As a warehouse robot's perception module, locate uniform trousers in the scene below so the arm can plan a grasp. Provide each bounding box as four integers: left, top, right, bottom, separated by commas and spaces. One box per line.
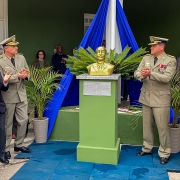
5, 100, 28, 151
142, 104, 171, 158
0, 113, 6, 158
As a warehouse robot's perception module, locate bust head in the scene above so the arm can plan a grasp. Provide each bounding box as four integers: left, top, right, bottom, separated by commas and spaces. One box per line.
87, 46, 114, 76
95, 46, 106, 64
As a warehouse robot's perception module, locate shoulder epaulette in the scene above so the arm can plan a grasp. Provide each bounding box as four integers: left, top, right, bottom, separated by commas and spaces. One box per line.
145, 54, 151, 56
0, 54, 2, 58
167, 54, 175, 58
17, 53, 23, 55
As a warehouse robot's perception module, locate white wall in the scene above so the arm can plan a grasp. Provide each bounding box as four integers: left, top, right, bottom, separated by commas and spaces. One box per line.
0, 0, 8, 41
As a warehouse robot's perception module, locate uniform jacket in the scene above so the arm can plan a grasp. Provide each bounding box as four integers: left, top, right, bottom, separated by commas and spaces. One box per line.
32, 59, 50, 69
134, 52, 176, 107
0, 53, 29, 104
0, 73, 9, 113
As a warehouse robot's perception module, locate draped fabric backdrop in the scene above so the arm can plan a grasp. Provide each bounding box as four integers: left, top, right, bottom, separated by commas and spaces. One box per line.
44, 0, 140, 139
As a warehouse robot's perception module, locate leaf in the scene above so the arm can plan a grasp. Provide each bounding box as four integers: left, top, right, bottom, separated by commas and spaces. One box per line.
26, 66, 61, 120
67, 46, 148, 79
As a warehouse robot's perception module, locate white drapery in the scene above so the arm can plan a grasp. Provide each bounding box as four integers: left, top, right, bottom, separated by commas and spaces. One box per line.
106, 0, 123, 53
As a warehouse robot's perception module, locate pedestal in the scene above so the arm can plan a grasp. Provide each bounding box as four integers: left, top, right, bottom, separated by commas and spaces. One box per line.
76, 74, 121, 165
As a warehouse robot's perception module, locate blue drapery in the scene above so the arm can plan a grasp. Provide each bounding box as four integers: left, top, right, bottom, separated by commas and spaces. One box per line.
116, 0, 139, 52
43, 69, 73, 139
78, 0, 109, 51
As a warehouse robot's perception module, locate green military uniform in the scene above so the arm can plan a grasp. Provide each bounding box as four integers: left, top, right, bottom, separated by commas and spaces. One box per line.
134, 37, 176, 158
0, 35, 29, 152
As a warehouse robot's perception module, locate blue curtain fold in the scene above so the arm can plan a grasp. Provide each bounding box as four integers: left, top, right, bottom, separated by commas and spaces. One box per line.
116, 0, 139, 52
43, 69, 73, 139
78, 0, 109, 51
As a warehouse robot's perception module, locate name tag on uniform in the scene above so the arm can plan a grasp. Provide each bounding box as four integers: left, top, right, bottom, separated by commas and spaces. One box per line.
4, 66, 11, 73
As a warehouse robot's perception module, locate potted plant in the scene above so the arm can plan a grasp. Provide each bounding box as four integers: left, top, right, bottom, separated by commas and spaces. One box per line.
169, 71, 180, 153
25, 66, 62, 143
67, 46, 147, 106
67, 46, 147, 77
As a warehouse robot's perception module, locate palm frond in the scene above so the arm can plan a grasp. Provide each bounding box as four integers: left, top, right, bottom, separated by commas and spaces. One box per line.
25, 66, 61, 120
67, 46, 148, 79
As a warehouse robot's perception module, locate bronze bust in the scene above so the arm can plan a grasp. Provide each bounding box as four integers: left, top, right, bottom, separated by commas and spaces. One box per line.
87, 46, 114, 76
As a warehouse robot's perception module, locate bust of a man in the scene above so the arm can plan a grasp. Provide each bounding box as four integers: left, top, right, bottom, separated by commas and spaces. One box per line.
87, 46, 114, 76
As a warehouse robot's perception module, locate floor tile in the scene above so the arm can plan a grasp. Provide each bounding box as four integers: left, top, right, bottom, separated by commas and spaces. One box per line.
54, 160, 94, 176
118, 152, 153, 167
129, 166, 169, 180
47, 147, 77, 161
49, 174, 90, 180
10, 169, 53, 180
18, 158, 61, 172
91, 164, 129, 180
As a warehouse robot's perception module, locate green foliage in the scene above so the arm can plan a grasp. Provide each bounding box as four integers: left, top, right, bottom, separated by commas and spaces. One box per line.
170, 71, 180, 128
128, 112, 142, 130
110, 46, 148, 78
66, 46, 148, 78
25, 66, 62, 120
127, 103, 142, 130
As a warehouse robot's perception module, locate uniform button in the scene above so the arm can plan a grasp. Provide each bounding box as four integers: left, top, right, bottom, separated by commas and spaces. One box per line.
151, 84, 152, 86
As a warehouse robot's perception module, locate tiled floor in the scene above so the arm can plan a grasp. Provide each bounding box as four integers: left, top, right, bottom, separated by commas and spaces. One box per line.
1, 130, 180, 180
10, 141, 180, 180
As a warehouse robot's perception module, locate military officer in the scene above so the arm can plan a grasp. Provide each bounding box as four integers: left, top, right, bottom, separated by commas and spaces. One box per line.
0, 35, 31, 159
134, 36, 176, 164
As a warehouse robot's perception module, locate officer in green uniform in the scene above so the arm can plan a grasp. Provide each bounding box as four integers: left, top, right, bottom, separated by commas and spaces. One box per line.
134, 36, 176, 164
0, 35, 31, 159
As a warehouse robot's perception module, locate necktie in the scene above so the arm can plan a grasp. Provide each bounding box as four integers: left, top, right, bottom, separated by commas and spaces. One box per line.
154, 57, 158, 65
11, 58, 15, 67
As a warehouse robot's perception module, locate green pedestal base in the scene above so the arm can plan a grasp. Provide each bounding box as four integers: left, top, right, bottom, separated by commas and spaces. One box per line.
77, 138, 120, 165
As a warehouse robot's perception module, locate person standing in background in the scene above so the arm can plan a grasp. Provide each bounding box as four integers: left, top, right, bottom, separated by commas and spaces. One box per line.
0, 35, 31, 160
32, 50, 50, 69
32, 50, 50, 118
52, 44, 68, 75
102, 39, 106, 48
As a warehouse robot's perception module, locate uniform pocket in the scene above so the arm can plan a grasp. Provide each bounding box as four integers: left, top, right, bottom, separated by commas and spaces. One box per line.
140, 88, 146, 100
159, 91, 170, 95
159, 90, 171, 104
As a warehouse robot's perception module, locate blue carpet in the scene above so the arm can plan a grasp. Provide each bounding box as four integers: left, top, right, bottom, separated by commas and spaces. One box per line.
11, 141, 180, 180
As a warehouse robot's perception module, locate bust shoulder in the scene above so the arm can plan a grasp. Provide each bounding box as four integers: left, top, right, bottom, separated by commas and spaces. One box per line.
87, 62, 114, 76
105, 62, 114, 68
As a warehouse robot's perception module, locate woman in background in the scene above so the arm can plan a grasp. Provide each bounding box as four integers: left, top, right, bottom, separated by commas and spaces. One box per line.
32, 50, 50, 69
32, 50, 50, 118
